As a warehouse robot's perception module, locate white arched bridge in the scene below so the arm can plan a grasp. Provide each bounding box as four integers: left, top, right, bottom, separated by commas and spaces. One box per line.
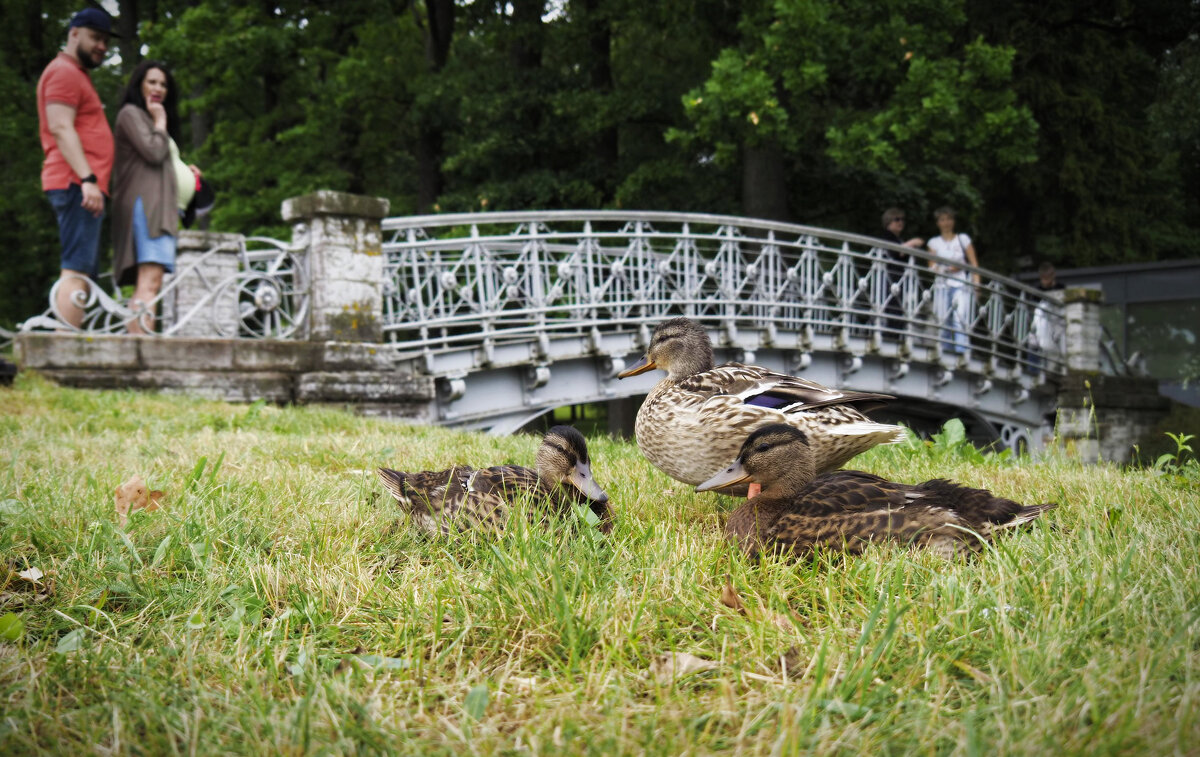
10, 208, 1066, 451
379, 211, 1065, 450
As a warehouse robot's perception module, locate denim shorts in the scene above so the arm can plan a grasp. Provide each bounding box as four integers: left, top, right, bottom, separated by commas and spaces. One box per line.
132, 196, 176, 273
46, 184, 104, 278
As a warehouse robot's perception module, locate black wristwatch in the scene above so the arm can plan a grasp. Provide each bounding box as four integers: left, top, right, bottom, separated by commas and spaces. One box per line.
81, 174, 97, 184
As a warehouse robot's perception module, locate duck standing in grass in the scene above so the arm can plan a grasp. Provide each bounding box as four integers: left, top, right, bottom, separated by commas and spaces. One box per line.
617, 318, 905, 492
378, 425, 611, 536
697, 424, 1055, 558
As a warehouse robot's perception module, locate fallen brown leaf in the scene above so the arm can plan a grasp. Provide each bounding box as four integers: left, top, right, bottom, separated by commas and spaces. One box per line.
767, 610, 799, 633
719, 577, 747, 614
719, 577, 803, 633
16, 567, 43, 584
114, 475, 165, 526
646, 652, 718, 685
506, 676, 539, 694
780, 645, 805, 674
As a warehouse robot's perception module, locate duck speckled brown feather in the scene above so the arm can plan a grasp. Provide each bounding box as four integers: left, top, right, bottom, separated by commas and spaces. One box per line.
378, 426, 611, 536
698, 424, 1055, 558
618, 318, 905, 490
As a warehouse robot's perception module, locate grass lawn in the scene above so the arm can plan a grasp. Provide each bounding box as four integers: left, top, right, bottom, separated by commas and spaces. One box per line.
1, 374, 1197, 755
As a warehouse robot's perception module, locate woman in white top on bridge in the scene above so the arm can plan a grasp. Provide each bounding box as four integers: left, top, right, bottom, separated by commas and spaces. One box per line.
926, 207, 981, 358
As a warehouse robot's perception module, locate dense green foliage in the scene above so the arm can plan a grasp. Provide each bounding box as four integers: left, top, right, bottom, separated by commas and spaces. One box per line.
2, 376, 1199, 753
2, 0, 1197, 328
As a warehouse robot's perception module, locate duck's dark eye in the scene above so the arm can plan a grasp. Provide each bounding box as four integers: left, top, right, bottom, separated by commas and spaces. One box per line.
755, 443, 770, 454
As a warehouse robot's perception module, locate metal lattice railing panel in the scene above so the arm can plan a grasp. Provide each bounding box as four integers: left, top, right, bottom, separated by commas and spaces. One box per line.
16, 233, 307, 340
379, 211, 1067, 376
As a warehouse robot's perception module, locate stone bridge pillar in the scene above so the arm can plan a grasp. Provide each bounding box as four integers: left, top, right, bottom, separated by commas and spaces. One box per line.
1056, 287, 1169, 463
161, 230, 244, 337
282, 191, 390, 342
1063, 287, 1103, 372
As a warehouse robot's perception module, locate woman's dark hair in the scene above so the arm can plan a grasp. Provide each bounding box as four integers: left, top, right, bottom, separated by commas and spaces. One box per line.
121, 59, 181, 143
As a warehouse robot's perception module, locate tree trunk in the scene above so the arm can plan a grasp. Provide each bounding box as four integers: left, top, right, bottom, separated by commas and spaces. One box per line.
583, 0, 617, 199
415, 0, 455, 212
509, 0, 545, 70
117, 0, 141, 72
742, 143, 791, 222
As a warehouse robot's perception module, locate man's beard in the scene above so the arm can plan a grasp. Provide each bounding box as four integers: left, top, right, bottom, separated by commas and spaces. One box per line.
75, 46, 102, 70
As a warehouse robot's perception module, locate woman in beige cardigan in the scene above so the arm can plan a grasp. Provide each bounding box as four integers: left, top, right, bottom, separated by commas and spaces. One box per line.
112, 60, 201, 334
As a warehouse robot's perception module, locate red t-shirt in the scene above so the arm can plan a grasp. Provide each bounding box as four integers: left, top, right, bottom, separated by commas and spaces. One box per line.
37, 52, 114, 194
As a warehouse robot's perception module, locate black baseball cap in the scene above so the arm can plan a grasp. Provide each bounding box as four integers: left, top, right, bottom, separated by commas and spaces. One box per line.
69, 8, 120, 37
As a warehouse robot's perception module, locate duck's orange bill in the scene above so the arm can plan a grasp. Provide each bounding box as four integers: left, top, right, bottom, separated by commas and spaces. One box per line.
747, 483, 761, 498
616, 357, 656, 378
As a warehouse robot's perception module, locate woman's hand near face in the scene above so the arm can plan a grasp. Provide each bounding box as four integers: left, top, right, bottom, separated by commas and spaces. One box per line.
188, 164, 202, 178
147, 101, 167, 131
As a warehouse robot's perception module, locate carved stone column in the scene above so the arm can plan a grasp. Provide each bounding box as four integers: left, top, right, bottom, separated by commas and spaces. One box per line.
281, 191, 390, 342
161, 230, 244, 337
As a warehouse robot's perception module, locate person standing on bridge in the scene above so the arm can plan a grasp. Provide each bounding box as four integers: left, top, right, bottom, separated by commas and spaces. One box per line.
36, 8, 118, 328
926, 207, 980, 358
878, 208, 924, 334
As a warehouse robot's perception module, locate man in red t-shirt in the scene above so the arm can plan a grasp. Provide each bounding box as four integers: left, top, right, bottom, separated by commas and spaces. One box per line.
37, 8, 118, 328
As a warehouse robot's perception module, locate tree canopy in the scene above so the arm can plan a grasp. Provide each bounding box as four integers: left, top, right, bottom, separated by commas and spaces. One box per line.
1, 0, 1196, 328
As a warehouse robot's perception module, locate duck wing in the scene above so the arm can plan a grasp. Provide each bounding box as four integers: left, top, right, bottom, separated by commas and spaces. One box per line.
696, 363, 893, 412
379, 464, 545, 534
768, 508, 979, 557
378, 466, 462, 511
762, 472, 1055, 557
913, 479, 1057, 528
779, 470, 913, 516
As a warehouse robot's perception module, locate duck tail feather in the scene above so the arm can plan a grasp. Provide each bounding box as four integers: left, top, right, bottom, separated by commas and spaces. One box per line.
994, 502, 1057, 531
828, 422, 908, 444
377, 467, 413, 506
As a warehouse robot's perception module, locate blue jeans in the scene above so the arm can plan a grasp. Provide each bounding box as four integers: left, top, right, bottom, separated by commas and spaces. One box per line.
935, 281, 973, 355
46, 184, 104, 279
132, 196, 176, 273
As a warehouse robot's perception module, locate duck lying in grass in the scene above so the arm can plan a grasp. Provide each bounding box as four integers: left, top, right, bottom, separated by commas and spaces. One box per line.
378, 425, 611, 536
617, 317, 905, 492
697, 424, 1055, 558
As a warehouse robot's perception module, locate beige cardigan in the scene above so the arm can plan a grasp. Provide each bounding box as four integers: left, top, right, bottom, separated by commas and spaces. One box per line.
112, 104, 178, 287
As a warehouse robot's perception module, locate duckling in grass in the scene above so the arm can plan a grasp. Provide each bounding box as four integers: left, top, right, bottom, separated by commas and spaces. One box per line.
618, 317, 905, 492
378, 425, 611, 536
697, 424, 1055, 559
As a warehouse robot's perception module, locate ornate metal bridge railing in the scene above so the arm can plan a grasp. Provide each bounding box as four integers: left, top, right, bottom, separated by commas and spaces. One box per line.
381, 211, 1066, 377
11, 232, 307, 342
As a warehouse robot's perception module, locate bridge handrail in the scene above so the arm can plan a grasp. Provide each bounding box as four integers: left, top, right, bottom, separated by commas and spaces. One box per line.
382, 209, 1055, 301
380, 210, 1066, 377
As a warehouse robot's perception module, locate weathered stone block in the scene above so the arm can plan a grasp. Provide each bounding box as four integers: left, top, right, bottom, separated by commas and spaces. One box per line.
139, 337, 234, 370
353, 402, 436, 423
310, 280, 381, 314
163, 231, 243, 338
296, 371, 435, 403
281, 191, 390, 222
1063, 287, 1103, 304
230, 340, 318, 371
311, 303, 382, 342
15, 333, 140, 370
318, 342, 395, 371
310, 244, 384, 282
1063, 287, 1103, 372
32, 369, 295, 403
